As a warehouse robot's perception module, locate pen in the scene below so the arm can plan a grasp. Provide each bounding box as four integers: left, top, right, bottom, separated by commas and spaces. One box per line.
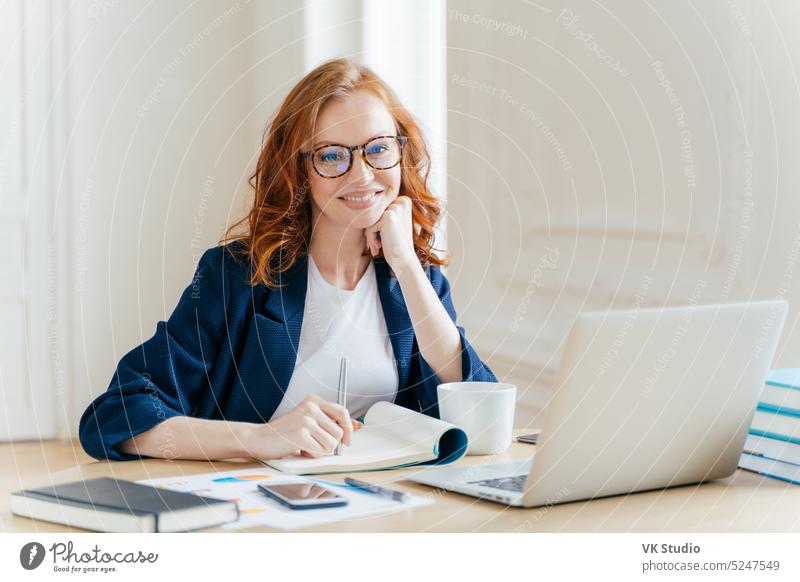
344, 478, 411, 503
335, 356, 347, 456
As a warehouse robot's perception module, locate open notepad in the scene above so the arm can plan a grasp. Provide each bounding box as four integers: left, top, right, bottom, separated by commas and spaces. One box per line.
262, 401, 469, 475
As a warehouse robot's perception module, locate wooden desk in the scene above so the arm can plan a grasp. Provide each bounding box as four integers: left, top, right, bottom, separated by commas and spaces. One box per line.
2, 434, 800, 532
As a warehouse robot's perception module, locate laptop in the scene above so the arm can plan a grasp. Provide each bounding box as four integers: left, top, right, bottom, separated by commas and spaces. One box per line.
408, 300, 788, 507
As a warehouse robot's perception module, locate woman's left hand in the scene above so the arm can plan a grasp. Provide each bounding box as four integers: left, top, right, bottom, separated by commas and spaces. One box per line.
365, 195, 419, 272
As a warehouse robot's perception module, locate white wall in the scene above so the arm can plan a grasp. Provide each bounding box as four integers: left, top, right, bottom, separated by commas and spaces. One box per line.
0, 1, 57, 440
53, 0, 306, 440
447, 0, 800, 426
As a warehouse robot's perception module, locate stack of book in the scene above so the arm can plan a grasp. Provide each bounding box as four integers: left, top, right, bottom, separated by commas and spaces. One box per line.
739, 368, 800, 484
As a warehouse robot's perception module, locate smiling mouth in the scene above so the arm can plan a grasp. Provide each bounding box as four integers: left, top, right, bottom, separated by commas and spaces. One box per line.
338, 190, 383, 202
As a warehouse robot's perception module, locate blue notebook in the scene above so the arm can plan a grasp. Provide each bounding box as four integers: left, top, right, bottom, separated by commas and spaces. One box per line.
749, 404, 800, 443
759, 368, 800, 414
739, 452, 800, 485
744, 433, 800, 466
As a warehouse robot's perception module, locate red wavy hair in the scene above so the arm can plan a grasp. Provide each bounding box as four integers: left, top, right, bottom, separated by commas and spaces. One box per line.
220, 57, 448, 288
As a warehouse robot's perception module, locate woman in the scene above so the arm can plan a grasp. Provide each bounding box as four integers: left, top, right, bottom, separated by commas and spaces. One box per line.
79, 58, 497, 462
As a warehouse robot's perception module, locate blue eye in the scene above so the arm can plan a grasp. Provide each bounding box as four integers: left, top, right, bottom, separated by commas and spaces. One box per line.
318, 149, 346, 164
367, 143, 389, 155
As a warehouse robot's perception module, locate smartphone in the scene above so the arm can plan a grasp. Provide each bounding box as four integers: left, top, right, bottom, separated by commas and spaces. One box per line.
257, 482, 348, 510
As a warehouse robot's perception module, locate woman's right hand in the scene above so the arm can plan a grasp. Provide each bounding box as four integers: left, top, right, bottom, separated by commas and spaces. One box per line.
244, 395, 362, 460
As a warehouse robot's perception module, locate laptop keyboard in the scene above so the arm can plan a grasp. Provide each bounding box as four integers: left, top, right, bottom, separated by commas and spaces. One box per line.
468, 474, 527, 492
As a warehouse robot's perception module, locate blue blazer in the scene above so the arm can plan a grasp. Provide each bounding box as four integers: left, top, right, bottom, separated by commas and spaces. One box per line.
79, 243, 497, 461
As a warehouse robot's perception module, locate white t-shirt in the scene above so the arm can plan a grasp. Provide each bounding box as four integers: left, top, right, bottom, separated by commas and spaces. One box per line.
271, 255, 400, 420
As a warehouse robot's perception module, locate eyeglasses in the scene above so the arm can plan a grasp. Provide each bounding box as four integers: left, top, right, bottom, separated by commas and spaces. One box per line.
300, 135, 407, 179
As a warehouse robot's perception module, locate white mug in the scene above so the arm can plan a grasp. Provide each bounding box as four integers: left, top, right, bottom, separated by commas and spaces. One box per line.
437, 382, 517, 455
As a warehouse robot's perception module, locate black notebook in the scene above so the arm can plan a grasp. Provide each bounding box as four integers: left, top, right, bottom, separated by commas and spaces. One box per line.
11, 477, 239, 532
